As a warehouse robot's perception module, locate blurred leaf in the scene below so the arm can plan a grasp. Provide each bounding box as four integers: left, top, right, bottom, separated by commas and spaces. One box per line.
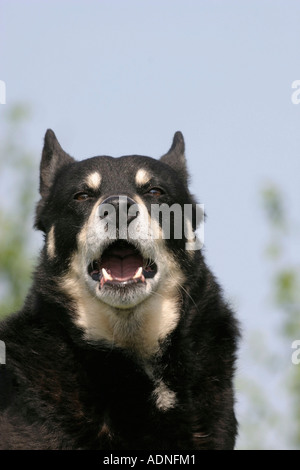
261, 184, 286, 230
7, 104, 32, 122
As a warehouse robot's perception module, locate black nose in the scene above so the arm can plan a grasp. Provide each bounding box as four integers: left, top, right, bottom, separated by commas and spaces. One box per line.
99, 195, 139, 226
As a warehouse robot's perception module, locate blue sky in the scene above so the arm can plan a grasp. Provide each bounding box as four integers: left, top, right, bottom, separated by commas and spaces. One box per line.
1, 0, 300, 449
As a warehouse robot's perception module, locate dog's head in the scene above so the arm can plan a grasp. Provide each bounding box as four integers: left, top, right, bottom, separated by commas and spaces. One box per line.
35, 130, 202, 354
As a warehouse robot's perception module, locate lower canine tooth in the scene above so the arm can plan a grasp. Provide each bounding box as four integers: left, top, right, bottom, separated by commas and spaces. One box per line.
102, 268, 113, 281
133, 267, 143, 279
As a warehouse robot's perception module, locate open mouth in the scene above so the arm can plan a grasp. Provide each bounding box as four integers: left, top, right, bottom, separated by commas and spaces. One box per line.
88, 240, 157, 288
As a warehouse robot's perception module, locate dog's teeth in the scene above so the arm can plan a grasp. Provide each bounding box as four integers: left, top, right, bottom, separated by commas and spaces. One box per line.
102, 268, 113, 281
133, 267, 143, 279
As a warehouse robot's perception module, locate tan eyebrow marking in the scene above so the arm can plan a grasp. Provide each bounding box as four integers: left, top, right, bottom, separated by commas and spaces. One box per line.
135, 168, 151, 186
85, 171, 102, 190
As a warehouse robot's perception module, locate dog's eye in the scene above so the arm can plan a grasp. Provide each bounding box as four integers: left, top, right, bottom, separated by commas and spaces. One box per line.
146, 188, 164, 197
74, 192, 91, 201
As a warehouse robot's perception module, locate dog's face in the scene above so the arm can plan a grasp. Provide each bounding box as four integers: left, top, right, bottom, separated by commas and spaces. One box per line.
35, 130, 201, 354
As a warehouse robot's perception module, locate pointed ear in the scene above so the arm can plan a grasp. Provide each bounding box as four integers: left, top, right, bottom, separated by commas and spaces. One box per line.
35, 130, 74, 232
160, 131, 188, 184
39, 129, 74, 199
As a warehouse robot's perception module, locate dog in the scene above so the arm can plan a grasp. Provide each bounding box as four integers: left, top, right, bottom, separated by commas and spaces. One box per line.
0, 130, 239, 450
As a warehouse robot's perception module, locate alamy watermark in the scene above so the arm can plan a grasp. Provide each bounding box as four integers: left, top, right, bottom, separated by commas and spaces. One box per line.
291, 80, 300, 104
291, 340, 300, 365
97, 197, 205, 250
0, 340, 6, 365
0, 80, 6, 104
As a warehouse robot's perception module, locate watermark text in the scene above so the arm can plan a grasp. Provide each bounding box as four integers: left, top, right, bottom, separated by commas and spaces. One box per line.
291, 340, 300, 365
0, 80, 6, 104
0, 340, 6, 365
96, 198, 204, 250
291, 80, 300, 104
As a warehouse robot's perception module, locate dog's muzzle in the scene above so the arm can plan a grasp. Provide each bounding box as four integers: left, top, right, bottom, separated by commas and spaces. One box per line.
88, 195, 157, 289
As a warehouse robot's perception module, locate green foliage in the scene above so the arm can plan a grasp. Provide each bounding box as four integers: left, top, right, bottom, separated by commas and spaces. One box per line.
236, 184, 300, 449
262, 184, 300, 448
0, 104, 38, 319
263, 184, 300, 336
262, 185, 286, 230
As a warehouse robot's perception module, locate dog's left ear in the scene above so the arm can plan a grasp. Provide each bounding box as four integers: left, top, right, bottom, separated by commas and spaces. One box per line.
160, 131, 188, 184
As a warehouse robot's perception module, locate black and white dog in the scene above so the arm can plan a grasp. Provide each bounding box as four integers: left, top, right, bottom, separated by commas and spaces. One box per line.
0, 130, 239, 449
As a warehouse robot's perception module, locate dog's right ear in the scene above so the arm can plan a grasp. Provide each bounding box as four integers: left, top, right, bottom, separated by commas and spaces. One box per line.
35, 130, 75, 231
39, 129, 75, 199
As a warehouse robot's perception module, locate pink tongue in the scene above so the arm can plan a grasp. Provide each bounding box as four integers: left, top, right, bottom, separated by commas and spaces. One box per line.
100, 254, 143, 281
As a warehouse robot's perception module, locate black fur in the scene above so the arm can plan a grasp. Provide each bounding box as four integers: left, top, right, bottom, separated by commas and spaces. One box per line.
0, 131, 239, 450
